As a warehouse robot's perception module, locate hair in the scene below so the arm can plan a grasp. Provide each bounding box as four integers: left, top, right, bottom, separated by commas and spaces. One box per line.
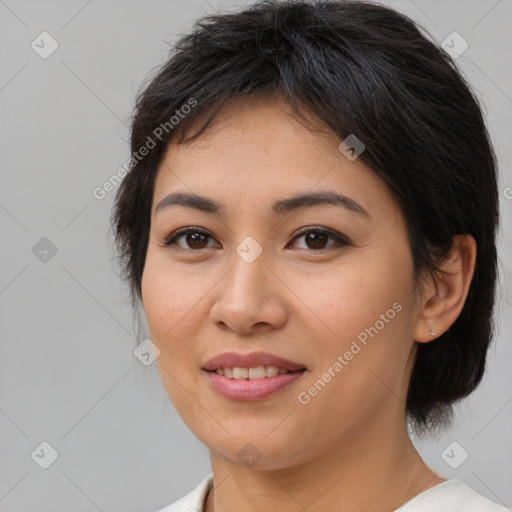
111, 0, 500, 436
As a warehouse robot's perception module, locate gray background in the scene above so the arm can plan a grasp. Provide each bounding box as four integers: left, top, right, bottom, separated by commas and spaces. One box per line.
0, 0, 511, 510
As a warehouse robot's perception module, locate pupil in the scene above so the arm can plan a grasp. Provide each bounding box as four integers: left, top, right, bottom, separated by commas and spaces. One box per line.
189, 233, 207, 248
307, 232, 327, 249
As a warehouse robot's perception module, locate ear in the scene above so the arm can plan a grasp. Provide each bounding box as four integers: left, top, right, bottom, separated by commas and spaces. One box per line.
414, 234, 477, 343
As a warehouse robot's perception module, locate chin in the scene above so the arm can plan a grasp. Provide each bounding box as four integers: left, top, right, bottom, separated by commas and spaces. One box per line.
204, 431, 307, 471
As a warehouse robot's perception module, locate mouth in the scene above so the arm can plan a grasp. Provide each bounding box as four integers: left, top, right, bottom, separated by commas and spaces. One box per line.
207, 366, 305, 379
202, 351, 307, 401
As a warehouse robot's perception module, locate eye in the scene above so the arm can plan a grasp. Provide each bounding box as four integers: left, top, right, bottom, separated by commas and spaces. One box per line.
287, 226, 350, 252
164, 227, 218, 250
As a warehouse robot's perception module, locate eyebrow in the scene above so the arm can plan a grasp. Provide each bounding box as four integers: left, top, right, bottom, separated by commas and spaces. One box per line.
155, 190, 371, 219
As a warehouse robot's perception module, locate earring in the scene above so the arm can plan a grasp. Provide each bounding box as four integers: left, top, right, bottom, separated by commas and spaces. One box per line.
429, 324, 435, 338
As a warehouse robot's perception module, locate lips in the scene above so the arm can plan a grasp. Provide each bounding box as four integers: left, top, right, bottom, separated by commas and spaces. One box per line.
202, 351, 306, 372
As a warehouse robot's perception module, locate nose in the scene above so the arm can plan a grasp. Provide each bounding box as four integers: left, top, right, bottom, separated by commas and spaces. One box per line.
209, 244, 288, 335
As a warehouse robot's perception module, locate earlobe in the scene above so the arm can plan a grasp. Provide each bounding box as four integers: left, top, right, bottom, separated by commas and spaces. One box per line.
414, 234, 477, 343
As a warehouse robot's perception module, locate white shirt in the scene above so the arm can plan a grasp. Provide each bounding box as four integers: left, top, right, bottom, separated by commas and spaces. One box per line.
156, 474, 511, 512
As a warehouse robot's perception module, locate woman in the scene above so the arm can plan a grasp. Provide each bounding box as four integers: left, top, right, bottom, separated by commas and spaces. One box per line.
112, 1, 509, 510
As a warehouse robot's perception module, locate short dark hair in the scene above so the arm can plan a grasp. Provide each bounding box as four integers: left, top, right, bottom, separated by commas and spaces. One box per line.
112, 0, 500, 435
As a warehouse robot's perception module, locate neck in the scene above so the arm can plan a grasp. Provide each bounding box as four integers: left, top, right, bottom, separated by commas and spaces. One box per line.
204, 413, 444, 512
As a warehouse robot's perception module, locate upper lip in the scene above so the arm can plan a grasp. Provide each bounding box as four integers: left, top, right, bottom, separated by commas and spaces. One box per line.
202, 351, 306, 372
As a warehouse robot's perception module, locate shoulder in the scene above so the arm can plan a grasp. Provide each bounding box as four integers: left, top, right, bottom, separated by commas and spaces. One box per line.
154, 474, 214, 512
397, 479, 511, 512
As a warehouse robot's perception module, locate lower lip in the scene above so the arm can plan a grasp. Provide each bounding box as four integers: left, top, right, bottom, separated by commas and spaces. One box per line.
204, 369, 306, 401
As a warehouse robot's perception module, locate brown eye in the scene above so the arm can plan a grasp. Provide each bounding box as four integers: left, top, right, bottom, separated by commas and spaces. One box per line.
288, 227, 349, 252
164, 228, 217, 250
184, 232, 209, 249
304, 231, 329, 249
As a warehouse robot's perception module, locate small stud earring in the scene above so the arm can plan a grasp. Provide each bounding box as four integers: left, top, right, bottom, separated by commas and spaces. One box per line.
429, 325, 435, 337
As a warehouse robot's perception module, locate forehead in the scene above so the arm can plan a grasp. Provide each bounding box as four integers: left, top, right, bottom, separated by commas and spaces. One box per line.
152, 96, 399, 223
160, 96, 341, 171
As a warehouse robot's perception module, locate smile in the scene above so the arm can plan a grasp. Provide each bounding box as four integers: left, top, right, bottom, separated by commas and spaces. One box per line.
204, 368, 306, 401
214, 366, 292, 379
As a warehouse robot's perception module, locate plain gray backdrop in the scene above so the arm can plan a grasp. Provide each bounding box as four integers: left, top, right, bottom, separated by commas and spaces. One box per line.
1, 0, 511, 511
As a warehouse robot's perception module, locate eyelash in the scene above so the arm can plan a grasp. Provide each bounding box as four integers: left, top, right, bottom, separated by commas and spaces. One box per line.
163, 226, 350, 252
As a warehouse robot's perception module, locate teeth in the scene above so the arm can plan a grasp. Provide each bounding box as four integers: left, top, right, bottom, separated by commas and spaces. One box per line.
249, 366, 266, 379
215, 366, 291, 379
266, 366, 279, 377
233, 367, 248, 379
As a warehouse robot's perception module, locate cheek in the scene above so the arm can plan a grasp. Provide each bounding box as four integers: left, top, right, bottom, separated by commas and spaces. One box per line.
140, 251, 216, 396
141, 260, 201, 411
288, 251, 411, 341
141, 252, 202, 340
290, 248, 416, 394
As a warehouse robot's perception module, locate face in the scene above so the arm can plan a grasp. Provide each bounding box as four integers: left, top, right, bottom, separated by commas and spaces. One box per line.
141, 96, 422, 470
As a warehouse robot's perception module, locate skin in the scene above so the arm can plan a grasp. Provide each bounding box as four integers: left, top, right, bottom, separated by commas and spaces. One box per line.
141, 95, 476, 512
